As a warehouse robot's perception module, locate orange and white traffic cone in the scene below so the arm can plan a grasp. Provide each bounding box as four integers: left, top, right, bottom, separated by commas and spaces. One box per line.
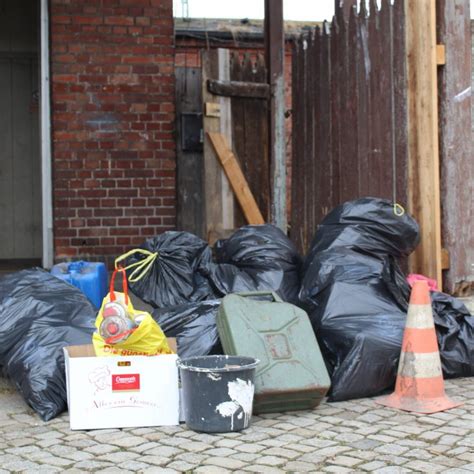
376, 280, 463, 414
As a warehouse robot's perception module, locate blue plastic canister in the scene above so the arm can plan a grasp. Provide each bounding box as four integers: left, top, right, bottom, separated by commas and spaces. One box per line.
50, 261, 108, 309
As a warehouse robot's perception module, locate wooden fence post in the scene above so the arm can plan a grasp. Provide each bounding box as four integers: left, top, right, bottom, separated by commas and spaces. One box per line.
265, 0, 287, 232
436, 0, 473, 296
405, 0, 443, 288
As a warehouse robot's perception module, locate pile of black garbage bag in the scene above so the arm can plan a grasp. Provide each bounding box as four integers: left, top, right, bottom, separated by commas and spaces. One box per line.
127, 224, 302, 307
129, 224, 302, 358
0, 269, 96, 421
0, 201, 472, 421
299, 198, 474, 401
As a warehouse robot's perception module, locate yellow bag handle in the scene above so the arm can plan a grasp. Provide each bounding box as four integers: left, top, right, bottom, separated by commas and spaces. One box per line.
115, 249, 158, 283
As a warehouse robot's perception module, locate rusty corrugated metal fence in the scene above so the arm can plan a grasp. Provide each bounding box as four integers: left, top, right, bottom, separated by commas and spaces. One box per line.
290, 0, 408, 253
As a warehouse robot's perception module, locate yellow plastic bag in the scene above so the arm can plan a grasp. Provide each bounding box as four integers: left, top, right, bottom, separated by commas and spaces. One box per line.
92, 268, 173, 357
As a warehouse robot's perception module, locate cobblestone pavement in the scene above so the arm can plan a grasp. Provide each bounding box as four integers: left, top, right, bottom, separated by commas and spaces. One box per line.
0, 377, 472, 473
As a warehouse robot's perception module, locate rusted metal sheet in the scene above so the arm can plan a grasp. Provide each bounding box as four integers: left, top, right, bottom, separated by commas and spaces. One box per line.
290, 0, 409, 254
437, 0, 473, 295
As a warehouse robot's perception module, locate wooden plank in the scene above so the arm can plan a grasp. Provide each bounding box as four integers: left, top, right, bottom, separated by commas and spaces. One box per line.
393, 0, 409, 208
319, 23, 332, 221
205, 102, 220, 117
202, 49, 234, 242
405, 0, 442, 288
290, 39, 303, 251
436, 0, 473, 294
229, 53, 246, 228
217, 48, 235, 232
436, 44, 446, 65
330, 13, 342, 206
207, 79, 270, 99
356, 2, 371, 197
441, 248, 450, 270
175, 67, 204, 238
227, 53, 270, 228
379, 0, 396, 201
207, 132, 265, 225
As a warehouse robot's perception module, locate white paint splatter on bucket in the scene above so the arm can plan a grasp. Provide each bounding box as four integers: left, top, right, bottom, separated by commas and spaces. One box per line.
215, 378, 255, 430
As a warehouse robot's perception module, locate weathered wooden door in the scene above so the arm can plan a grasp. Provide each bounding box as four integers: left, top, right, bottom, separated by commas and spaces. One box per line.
0, 1, 41, 259
175, 66, 205, 238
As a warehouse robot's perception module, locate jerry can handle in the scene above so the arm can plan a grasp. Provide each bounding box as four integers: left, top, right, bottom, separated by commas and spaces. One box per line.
234, 291, 283, 303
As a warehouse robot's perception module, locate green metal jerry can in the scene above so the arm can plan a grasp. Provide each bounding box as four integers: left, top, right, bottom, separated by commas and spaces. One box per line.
217, 292, 331, 414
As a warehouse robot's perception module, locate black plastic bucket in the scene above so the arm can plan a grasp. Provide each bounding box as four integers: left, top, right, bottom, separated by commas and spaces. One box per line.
177, 355, 259, 433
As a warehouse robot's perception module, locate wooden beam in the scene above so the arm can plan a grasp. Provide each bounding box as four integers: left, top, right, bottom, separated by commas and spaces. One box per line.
207, 132, 265, 225
405, 0, 442, 288
265, 0, 287, 232
207, 79, 270, 99
436, 0, 473, 295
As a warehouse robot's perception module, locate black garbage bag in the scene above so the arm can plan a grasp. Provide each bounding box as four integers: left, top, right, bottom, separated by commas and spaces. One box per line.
153, 300, 222, 358
204, 224, 302, 304
431, 292, 473, 378
300, 197, 474, 402
0, 269, 96, 421
126, 231, 215, 308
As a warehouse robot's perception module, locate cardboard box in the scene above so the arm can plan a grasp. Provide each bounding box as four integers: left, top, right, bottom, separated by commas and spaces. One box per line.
64, 342, 179, 430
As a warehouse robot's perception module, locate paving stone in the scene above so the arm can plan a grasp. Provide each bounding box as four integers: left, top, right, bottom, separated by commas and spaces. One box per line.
234, 443, 267, 453
118, 460, 153, 470
313, 445, 352, 457
97, 451, 139, 463
323, 466, 354, 473
0, 377, 472, 474
359, 460, 388, 471
374, 468, 412, 474
100, 469, 133, 474
166, 460, 195, 471
174, 452, 208, 464
143, 445, 182, 457
203, 456, 246, 469
194, 466, 231, 474
253, 455, 287, 467
73, 460, 114, 470
264, 447, 299, 459
139, 455, 170, 466
231, 452, 260, 462
328, 455, 364, 467
108, 435, 145, 448
405, 460, 447, 472
375, 443, 410, 455
141, 469, 178, 474
84, 443, 119, 455
179, 440, 213, 452
242, 466, 287, 473
2, 460, 41, 471
284, 460, 320, 472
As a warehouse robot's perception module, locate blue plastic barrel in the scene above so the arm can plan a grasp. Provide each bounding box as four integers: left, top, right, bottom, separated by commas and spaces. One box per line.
51, 261, 108, 309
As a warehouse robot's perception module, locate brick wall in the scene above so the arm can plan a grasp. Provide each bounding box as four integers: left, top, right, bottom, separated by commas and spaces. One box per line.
50, 0, 175, 266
